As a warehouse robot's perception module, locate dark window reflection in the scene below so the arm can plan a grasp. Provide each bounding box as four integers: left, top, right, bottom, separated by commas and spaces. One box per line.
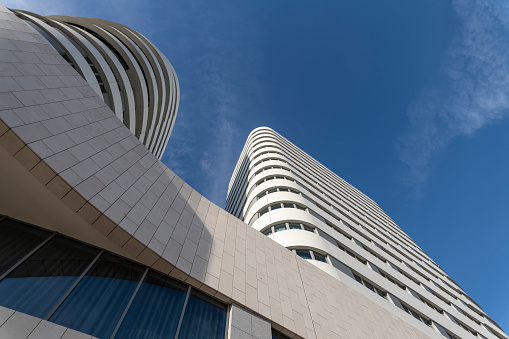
115, 270, 188, 339
178, 289, 227, 339
50, 253, 145, 338
0, 235, 99, 318
0, 219, 51, 276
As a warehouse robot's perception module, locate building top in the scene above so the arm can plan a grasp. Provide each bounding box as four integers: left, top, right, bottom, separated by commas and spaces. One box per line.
10, 9, 180, 159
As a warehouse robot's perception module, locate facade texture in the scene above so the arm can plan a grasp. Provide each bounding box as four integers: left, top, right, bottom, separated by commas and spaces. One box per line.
226, 127, 507, 339
9, 9, 180, 159
0, 4, 506, 339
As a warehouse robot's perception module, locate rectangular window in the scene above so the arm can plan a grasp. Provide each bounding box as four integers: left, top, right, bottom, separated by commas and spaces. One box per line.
0, 219, 51, 276
50, 253, 145, 338
178, 289, 227, 339
296, 250, 312, 260
260, 208, 269, 216
283, 203, 294, 208
0, 235, 100, 319
303, 225, 314, 232
274, 224, 287, 233
270, 204, 282, 211
115, 270, 187, 338
288, 223, 301, 230
263, 228, 273, 236
314, 253, 327, 263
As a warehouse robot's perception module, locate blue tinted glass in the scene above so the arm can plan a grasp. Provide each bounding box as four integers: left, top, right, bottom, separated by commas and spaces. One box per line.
50, 253, 145, 338
115, 270, 187, 339
274, 224, 286, 232
178, 289, 226, 339
0, 236, 99, 318
296, 250, 312, 260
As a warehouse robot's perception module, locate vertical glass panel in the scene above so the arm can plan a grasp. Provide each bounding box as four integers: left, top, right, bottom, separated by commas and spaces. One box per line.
274, 224, 286, 233
271, 204, 282, 210
114, 270, 187, 339
178, 289, 226, 339
296, 250, 312, 260
0, 235, 99, 318
314, 253, 327, 263
288, 223, 301, 230
50, 253, 145, 338
0, 219, 51, 276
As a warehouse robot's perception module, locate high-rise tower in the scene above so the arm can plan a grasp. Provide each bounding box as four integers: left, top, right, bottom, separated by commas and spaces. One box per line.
226, 127, 507, 339
10, 9, 180, 159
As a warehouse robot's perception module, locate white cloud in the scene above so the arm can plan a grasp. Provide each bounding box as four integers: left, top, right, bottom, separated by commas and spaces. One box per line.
397, 0, 509, 195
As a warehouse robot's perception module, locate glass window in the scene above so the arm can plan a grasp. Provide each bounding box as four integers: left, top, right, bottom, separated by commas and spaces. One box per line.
295, 205, 306, 210
267, 188, 277, 194
257, 191, 266, 199
0, 219, 51, 276
288, 223, 301, 230
278, 188, 289, 192
275, 176, 284, 180
272, 329, 291, 339
354, 275, 363, 284
274, 224, 287, 233
263, 228, 273, 236
314, 253, 327, 263
259, 208, 269, 216
270, 204, 281, 211
283, 203, 294, 208
375, 287, 387, 299
296, 250, 312, 260
115, 270, 188, 339
0, 235, 100, 318
265, 177, 274, 181
303, 225, 314, 232
178, 289, 226, 339
50, 253, 145, 338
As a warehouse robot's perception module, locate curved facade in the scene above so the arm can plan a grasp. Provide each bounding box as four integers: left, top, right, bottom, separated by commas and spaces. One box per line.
226, 127, 507, 339
10, 9, 180, 159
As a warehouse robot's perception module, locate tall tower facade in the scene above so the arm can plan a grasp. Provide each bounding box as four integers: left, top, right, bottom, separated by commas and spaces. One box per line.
226, 127, 506, 339
10, 9, 180, 159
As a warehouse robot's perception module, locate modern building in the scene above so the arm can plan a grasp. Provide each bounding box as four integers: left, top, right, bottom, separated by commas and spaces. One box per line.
0, 4, 506, 339
8, 9, 180, 159
225, 127, 508, 339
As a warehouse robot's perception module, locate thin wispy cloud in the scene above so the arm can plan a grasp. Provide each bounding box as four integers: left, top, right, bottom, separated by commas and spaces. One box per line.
161, 1, 262, 206
397, 0, 509, 195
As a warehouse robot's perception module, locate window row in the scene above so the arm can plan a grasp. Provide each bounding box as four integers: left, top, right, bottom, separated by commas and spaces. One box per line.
299, 224, 483, 336
256, 175, 295, 187
294, 249, 327, 263
253, 157, 287, 169
325, 217, 469, 318
0, 217, 227, 339
258, 202, 307, 217
254, 165, 291, 177
353, 274, 387, 299
257, 187, 300, 200
262, 222, 315, 236
403, 304, 432, 327
251, 149, 285, 160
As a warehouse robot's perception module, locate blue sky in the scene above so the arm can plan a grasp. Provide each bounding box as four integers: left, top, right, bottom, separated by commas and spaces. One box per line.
7, 0, 509, 331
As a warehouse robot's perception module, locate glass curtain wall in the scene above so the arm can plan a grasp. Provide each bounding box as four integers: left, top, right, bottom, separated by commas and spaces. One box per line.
0, 217, 228, 339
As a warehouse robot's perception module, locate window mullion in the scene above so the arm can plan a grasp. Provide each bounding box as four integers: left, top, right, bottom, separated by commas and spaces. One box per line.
45, 249, 104, 320
174, 285, 192, 339
110, 267, 149, 339
0, 232, 56, 283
